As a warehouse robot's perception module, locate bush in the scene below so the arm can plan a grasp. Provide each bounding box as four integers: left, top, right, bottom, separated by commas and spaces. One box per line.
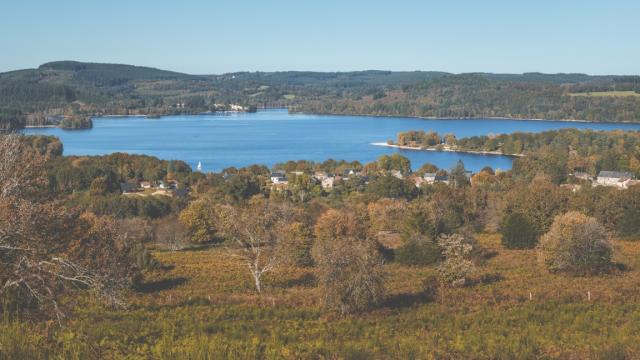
501, 213, 539, 249
421, 275, 439, 302
537, 212, 612, 275
395, 237, 442, 266
131, 243, 161, 271
313, 210, 385, 314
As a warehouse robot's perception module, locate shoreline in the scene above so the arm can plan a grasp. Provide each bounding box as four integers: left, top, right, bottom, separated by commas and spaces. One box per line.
371, 142, 525, 157
72, 109, 638, 125
293, 110, 639, 125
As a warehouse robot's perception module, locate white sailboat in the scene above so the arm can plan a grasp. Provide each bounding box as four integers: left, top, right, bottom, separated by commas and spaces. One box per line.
196, 161, 202, 172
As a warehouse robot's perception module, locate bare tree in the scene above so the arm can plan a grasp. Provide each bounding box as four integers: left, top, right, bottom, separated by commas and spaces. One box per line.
0, 135, 136, 322
155, 216, 188, 251
218, 197, 292, 293
436, 233, 476, 287
0, 135, 48, 199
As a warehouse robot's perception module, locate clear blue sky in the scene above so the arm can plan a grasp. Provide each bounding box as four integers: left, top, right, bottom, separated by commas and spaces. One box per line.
2, 0, 639, 75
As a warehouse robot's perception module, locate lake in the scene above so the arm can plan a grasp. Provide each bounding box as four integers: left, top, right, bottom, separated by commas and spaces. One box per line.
23, 109, 640, 172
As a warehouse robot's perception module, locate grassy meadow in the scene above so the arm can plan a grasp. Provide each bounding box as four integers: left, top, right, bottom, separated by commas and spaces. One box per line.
568, 91, 640, 98
3, 234, 640, 359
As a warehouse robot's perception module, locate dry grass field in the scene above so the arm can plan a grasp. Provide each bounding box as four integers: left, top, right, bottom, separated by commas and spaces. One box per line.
3, 234, 640, 359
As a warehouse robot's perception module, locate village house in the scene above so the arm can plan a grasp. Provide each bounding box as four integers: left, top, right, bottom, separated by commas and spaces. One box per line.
423, 173, 437, 184
139, 181, 152, 189
342, 169, 358, 177
422, 173, 449, 185
595, 171, 637, 189
270, 171, 288, 185
313, 171, 329, 181
321, 176, 336, 189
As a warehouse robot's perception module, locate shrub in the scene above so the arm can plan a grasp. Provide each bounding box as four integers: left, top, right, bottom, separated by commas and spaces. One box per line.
131, 243, 161, 271
436, 233, 476, 287
537, 211, 612, 275
421, 275, 439, 302
501, 213, 539, 249
313, 210, 385, 314
395, 237, 441, 266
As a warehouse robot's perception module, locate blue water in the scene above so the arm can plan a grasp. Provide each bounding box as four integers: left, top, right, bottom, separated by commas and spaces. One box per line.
23, 109, 640, 172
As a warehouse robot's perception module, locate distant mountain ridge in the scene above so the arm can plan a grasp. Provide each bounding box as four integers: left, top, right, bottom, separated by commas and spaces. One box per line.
1, 61, 639, 131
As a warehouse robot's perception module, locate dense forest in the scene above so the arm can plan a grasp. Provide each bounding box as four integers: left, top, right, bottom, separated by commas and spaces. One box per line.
3, 128, 640, 358
296, 73, 640, 122
2, 61, 640, 131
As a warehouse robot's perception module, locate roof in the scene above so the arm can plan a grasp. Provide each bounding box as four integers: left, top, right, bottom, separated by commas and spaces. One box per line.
598, 171, 635, 179
423, 173, 437, 178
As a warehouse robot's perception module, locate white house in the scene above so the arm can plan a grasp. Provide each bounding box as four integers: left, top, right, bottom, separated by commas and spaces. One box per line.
423, 173, 437, 184
321, 177, 336, 189
596, 171, 636, 188
313, 171, 329, 181
270, 172, 288, 184
391, 170, 404, 179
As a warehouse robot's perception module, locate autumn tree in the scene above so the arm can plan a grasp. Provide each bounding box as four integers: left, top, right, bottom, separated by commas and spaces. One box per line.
376, 154, 411, 176
367, 198, 408, 234
415, 162, 439, 177
367, 175, 418, 200
537, 212, 612, 275
313, 209, 385, 314
503, 176, 568, 235
179, 197, 224, 243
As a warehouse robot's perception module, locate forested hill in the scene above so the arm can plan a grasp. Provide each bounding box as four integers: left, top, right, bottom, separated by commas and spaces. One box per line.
295, 73, 640, 122
1, 61, 640, 131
